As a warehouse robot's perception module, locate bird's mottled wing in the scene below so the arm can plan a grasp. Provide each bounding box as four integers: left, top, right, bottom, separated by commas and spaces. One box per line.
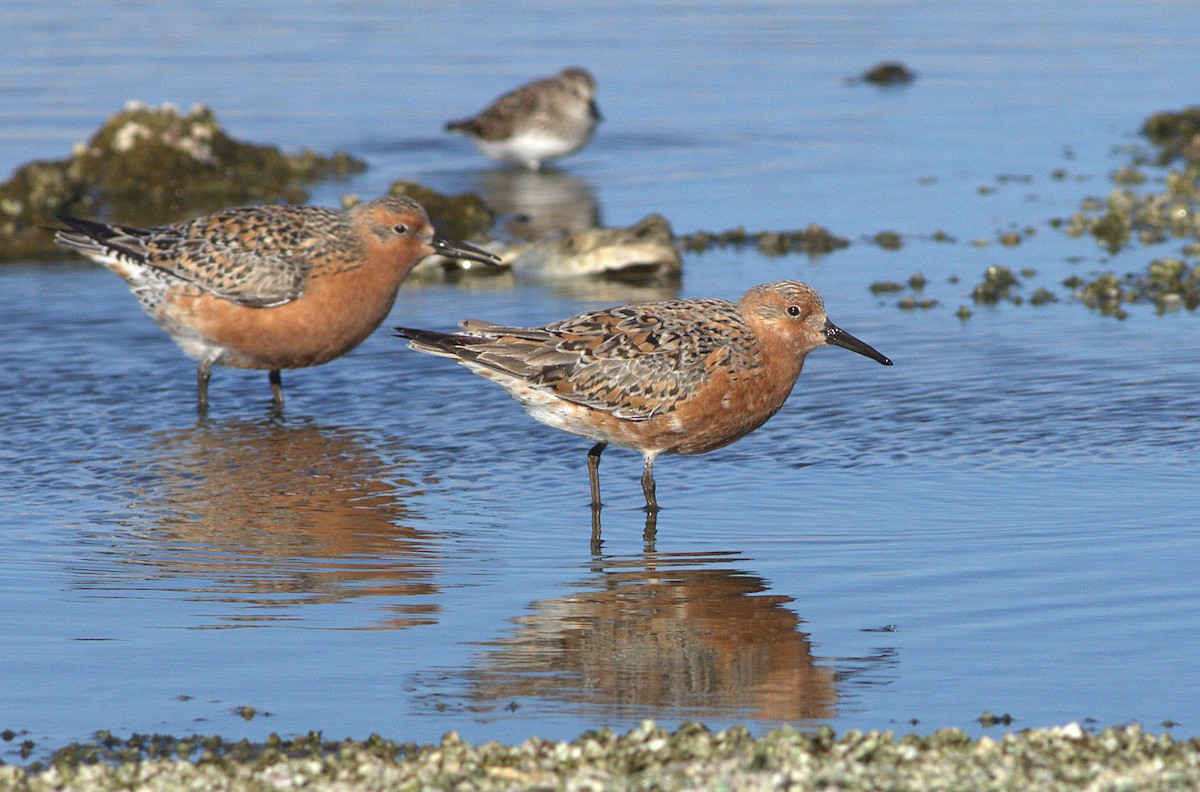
452, 77, 560, 140
461, 299, 756, 420
142, 206, 346, 307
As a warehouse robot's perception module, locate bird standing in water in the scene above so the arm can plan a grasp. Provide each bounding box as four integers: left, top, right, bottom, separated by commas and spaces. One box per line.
56, 195, 499, 411
445, 67, 601, 169
397, 281, 892, 510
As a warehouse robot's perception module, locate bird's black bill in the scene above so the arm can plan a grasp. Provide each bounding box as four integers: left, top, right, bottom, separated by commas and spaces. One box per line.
432, 236, 501, 266
824, 320, 893, 365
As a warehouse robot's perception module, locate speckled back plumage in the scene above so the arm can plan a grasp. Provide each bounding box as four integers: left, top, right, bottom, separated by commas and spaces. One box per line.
447, 67, 599, 141
51, 193, 505, 409
54, 198, 430, 311
138, 205, 342, 305
397, 280, 892, 508
407, 296, 765, 421
445, 67, 601, 168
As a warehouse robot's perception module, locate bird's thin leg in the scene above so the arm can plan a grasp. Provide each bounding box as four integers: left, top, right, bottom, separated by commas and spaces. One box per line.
196, 359, 212, 413
587, 442, 607, 508
641, 453, 659, 513
590, 506, 603, 556
269, 369, 284, 409
643, 508, 657, 551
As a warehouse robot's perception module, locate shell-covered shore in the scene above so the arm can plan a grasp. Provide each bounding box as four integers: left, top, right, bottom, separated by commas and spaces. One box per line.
3, 721, 1198, 791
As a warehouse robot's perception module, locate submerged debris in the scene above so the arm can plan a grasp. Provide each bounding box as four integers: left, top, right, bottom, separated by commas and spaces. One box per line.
857, 61, 916, 85
1069, 258, 1200, 318
0, 101, 364, 263
5, 723, 1200, 791
1111, 165, 1147, 185
1069, 273, 1127, 318
1065, 109, 1200, 250
1141, 106, 1200, 166
679, 224, 849, 256
971, 265, 1022, 304
1029, 288, 1058, 306
898, 296, 938, 311
873, 231, 904, 250
1058, 106, 1200, 316
1064, 182, 1200, 254
871, 273, 937, 310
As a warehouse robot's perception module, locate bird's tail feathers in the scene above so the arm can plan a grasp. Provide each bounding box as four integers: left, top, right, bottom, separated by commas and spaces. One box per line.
52, 215, 151, 263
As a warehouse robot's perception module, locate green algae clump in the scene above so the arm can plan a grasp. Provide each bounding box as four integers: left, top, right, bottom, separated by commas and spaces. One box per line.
871, 273, 936, 310
858, 61, 916, 85
1029, 288, 1058, 306
1065, 107, 1200, 319
0, 101, 365, 263
679, 224, 849, 257
1141, 107, 1200, 166
1062, 107, 1200, 277
873, 231, 904, 250
971, 266, 1021, 304
1071, 258, 1200, 318
1089, 207, 1133, 254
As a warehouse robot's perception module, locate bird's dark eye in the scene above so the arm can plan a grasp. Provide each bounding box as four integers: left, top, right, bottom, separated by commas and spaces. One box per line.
786, 305, 802, 317
393, 224, 410, 235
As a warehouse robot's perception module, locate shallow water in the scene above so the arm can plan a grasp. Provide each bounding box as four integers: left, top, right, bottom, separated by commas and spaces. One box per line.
3, 0, 1200, 759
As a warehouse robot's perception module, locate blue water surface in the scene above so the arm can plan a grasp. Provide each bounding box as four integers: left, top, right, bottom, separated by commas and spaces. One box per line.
1, 0, 1199, 760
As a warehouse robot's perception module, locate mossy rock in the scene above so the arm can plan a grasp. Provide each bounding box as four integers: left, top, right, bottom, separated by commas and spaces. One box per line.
0, 101, 365, 263
386, 180, 494, 241
1072, 259, 1200, 317
0, 159, 82, 261
873, 230, 903, 250
1141, 107, 1200, 166
679, 224, 849, 256
859, 61, 916, 85
971, 265, 1021, 304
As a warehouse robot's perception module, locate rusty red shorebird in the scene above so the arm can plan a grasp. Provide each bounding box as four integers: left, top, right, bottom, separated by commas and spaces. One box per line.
396, 280, 892, 510
54, 195, 499, 411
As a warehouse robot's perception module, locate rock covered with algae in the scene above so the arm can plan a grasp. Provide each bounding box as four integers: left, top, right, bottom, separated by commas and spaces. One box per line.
1060, 106, 1200, 315
3, 722, 1200, 791
856, 61, 916, 86
1141, 107, 1200, 167
383, 180, 494, 244
679, 224, 849, 257
0, 101, 364, 263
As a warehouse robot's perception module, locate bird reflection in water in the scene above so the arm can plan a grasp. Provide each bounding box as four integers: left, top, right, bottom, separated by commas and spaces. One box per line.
410, 261, 681, 305
409, 168, 681, 303
474, 167, 600, 242
95, 419, 441, 629
545, 272, 681, 305
466, 534, 838, 723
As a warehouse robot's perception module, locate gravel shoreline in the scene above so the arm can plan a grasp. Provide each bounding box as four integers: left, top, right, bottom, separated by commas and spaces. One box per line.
2, 721, 1198, 791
